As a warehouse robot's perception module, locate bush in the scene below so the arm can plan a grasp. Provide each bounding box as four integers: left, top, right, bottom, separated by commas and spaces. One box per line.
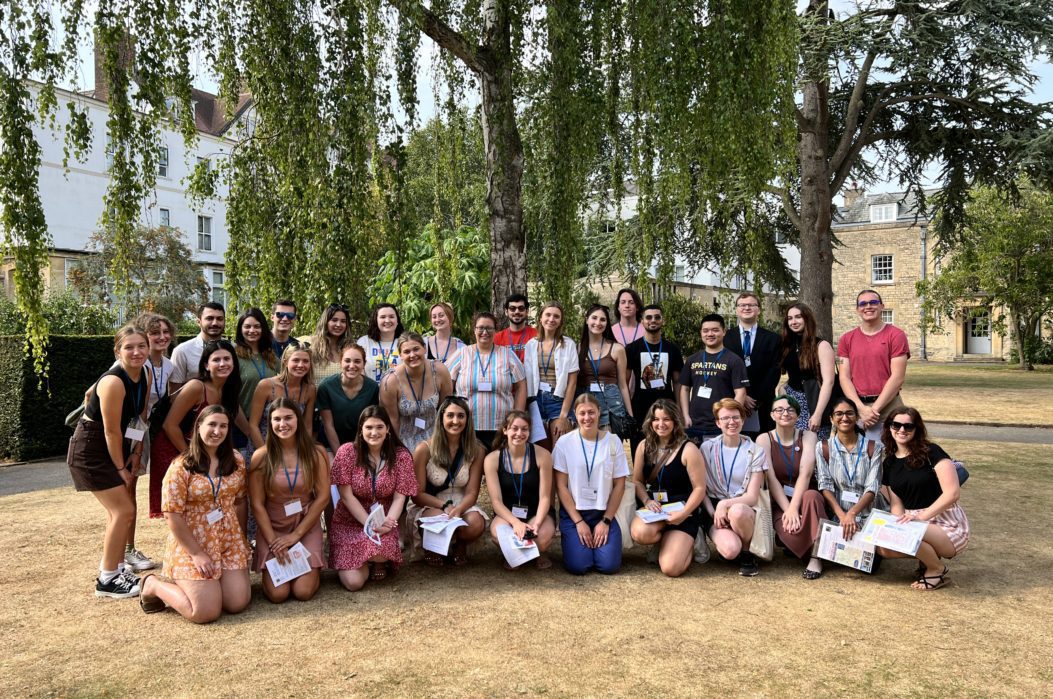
0, 292, 116, 336
0, 335, 119, 461
658, 293, 727, 357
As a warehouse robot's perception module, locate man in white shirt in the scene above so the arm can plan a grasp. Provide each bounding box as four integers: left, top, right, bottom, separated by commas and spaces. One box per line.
169, 302, 226, 391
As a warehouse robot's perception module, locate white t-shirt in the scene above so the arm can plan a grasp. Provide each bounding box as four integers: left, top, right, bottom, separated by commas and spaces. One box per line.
169, 336, 206, 385
552, 430, 630, 512
357, 336, 401, 382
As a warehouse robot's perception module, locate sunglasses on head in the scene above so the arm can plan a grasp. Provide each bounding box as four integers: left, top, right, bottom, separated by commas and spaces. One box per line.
889, 421, 916, 433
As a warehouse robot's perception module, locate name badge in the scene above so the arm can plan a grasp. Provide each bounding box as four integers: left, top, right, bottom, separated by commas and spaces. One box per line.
649, 379, 665, 389
478, 381, 493, 392
744, 356, 752, 367
653, 490, 669, 503
841, 490, 860, 504
590, 382, 602, 392
539, 381, 553, 393
284, 500, 303, 516
783, 485, 795, 498
206, 508, 223, 525
414, 417, 427, 430
124, 425, 145, 442
511, 505, 528, 519
697, 386, 712, 399
578, 487, 599, 508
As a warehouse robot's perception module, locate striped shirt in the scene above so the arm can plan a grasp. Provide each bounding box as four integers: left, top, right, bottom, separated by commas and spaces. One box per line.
815, 435, 884, 517
448, 344, 526, 431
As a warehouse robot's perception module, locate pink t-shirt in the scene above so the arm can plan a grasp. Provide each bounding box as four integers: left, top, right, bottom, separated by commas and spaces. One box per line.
837, 324, 910, 396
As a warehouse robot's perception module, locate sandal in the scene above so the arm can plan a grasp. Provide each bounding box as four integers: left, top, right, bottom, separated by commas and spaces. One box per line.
369, 562, 388, 581
138, 573, 166, 614
451, 542, 469, 567
802, 557, 824, 580
912, 566, 950, 591
423, 551, 445, 568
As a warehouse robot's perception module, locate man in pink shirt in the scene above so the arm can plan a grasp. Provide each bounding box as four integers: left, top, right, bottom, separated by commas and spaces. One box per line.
837, 289, 910, 441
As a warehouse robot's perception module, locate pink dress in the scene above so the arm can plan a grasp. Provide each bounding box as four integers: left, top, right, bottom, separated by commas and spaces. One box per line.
329, 444, 418, 571
254, 457, 326, 573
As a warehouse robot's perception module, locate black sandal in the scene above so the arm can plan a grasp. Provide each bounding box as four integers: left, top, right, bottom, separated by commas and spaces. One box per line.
369, 562, 388, 581
802, 558, 824, 580
913, 566, 950, 591
138, 573, 166, 614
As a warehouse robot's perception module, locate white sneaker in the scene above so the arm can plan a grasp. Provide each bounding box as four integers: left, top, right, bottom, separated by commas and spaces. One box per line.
693, 535, 711, 564
124, 548, 159, 572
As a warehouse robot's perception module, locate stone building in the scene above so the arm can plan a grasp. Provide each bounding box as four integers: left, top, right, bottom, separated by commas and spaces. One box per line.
831, 187, 1006, 360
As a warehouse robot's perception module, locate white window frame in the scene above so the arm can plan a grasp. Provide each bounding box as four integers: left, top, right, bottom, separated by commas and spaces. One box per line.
159, 208, 171, 228
871, 254, 894, 284
881, 309, 894, 324
870, 203, 898, 223
158, 146, 169, 177
196, 156, 211, 172
209, 269, 226, 305
197, 215, 213, 252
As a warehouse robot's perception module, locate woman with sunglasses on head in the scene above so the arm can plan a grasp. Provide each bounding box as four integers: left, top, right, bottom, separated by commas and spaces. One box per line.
577, 304, 633, 436
484, 410, 556, 569
138, 406, 252, 622
330, 405, 418, 589
248, 346, 316, 449
408, 397, 488, 566
425, 302, 465, 365
612, 288, 644, 346
756, 395, 827, 579
780, 302, 837, 438
307, 303, 352, 384
248, 398, 330, 602
379, 332, 453, 455
234, 309, 279, 452
699, 398, 769, 576
318, 344, 380, 450
878, 407, 969, 591
447, 311, 527, 449
358, 303, 405, 383
629, 400, 707, 578
522, 301, 579, 449
815, 397, 885, 543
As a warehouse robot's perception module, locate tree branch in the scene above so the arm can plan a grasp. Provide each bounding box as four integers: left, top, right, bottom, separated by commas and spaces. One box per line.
828, 48, 877, 176
387, 0, 484, 73
765, 185, 802, 232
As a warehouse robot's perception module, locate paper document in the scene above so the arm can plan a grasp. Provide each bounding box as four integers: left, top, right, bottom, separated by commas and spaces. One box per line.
421, 515, 467, 555
364, 503, 385, 546
528, 401, 549, 443
635, 501, 686, 524
815, 520, 876, 572
859, 509, 927, 555
264, 542, 312, 586
495, 523, 540, 568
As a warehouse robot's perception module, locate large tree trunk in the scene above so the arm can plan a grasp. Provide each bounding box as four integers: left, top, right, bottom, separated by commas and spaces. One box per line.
797, 76, 836, 340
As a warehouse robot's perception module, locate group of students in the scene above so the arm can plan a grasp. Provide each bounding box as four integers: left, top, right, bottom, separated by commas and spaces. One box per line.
66, 289, 969, 624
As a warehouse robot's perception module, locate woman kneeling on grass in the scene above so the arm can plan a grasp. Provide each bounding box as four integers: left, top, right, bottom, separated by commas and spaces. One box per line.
630, 399, 707, 578
249, 398, 330, 602
878, 407, 969, 591
139, 406, 251, 622
484, 410, 556, 569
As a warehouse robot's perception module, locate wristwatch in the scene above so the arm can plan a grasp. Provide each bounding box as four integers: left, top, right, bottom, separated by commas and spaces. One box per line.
602, 516, 612, 525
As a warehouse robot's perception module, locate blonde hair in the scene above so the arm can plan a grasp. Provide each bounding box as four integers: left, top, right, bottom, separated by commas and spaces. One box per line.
260, 399, 318, 498
277, 346, 314, 387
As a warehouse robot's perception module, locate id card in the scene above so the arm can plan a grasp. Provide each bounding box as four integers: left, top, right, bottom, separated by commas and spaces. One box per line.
539, 381, 553, 393
478, 381, 493, 392
841, 490, 860, 504
206, 508, 223, 525
590, 382, 601, 392
578, 487, 599, 509
653, 490, 669, 503
783, 485, 795, 498
697, 385, 712, 399
124, 416, 147, 442
649, 379, 665, 389
414, 417, 427, 429
744, 356, 752, 367
511, 505, 528, 519
284, 500, 303, 516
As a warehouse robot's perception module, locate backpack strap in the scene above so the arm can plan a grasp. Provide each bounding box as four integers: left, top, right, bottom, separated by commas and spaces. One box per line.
866, 439, 876, 459
822, 440, 830, 464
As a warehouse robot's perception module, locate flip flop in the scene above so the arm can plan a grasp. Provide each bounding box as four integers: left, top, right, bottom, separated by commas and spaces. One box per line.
138, 573, 166, 614
912, 566, 950, 591
369, 562, 388, 581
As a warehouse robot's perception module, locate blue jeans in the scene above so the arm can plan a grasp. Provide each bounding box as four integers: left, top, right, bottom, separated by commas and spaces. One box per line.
559, 508, 622, 575
575, 383, 627, 427
535, 390, 564, 422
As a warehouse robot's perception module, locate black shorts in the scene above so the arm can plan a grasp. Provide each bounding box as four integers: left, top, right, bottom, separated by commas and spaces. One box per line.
68, 419, 124, 492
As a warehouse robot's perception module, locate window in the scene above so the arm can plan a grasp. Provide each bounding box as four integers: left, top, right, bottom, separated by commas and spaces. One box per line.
197, 216, 212, 251
209, 270, 226, 306
774, 229, 788, 244
159, 208, 170, 227
63, 258, 84, 290
881, 309, 894, 324
158, 146, 169, 177
196, 156, 211, 172
870, 203, 898, 223
674, 265, 686, 282
105, 138, 114, 166
871, 254, 893, 283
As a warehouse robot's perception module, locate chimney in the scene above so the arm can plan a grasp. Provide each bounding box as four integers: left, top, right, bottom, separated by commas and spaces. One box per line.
92, 29, 136, 102
844, 180, 865, 207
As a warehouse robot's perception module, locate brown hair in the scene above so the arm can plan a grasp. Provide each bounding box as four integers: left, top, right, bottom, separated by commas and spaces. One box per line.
781, 302, 820, 371
491, 410, 532, 452
430, 396, 482, 469
536, 301, 566, 346
881, 406, 932, 470
260, 398, 318, 498
353, 405, 404, 474
642, 399, 687, 468
112, 325, 148, 356
181, 405, 238, 477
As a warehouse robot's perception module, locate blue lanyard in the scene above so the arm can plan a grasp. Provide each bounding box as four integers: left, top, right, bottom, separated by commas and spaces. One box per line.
283, 458, 300, 493
720, 441, 743, 493
370, 458, 384, 500
618, 323, 640, 345
433, 336, 452, 363
773, 430, 797, 483
588, 341, 605, 385
540, 340, 556, 379
643, 338, 663, 368
834, 436, 866, 484
447, 449, 464, 488
405, 365, 427, 415
579, 433, 600, 483
703, 349, 726, 385
249, 354, 267, 380
282, 381, 303, 406
474, 348, 494, 382
378, 339, 397, 371
206, 472, 223, 502
503, 448, 528, 504
151, 360, 165, 399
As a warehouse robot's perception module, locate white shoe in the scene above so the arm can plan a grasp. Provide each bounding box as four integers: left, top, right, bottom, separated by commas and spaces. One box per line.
124, 548, 159, 572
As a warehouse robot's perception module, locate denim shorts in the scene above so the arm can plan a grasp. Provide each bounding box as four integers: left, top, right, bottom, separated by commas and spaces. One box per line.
535, 390, 564, 422
575, 382, 627, 427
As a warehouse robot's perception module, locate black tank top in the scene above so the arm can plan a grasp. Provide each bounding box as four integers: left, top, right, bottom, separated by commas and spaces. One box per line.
643, 442, 692, 503
84, 366, 148, 452
497, 445, 541, 519
782, 337, 826, 390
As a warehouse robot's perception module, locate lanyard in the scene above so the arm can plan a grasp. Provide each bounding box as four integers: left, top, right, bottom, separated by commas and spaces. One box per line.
378, 339, 397, 372
432, 336, 452, 363
834, 436, 866, 484
206, 472, 223, 502
618, 323, 640, 345
447, 449, 464, 488
405, 366, 427, 417
249, 354, 267, 380
503, 448, 528, 504
370, 458, 384, 500
588, 341, 605, 385
151, 360, 166, 399
643, 338, 663, 372
702, 349, 726, 386
282, 380, 303, 406
772, 430, 797, 483
720, 441, 743, 493
578, 432, 600, 484
283, 458, 300, 493
508, 328, 528, 349
130, 374, 145, 417
540, 340, 556, 378
474, 348, 494, 383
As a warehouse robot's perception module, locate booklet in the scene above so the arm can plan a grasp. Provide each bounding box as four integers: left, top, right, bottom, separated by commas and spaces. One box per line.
421, 515, 467, 555
495, 522, 540, 568
858, 509, 927, 556
635, 501, 686, 524
264, 542, 313, 587
364, 503, 385, 546
815, 520, 876, 573
527, 401, 549, 443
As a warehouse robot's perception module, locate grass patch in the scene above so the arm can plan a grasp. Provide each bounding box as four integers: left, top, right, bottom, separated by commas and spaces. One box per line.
902, 363, 1053, 425
2, 438, 1052, 697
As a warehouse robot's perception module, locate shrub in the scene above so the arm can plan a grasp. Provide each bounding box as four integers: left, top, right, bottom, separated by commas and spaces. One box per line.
0, 292, 116, 336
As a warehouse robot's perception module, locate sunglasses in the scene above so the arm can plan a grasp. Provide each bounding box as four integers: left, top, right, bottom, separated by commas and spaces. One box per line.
857, 299, 882, 308
889, 421, 917, 433
274, 311, 296, 320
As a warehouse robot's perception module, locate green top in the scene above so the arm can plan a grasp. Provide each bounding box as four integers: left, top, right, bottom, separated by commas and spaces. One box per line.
316, 374, 380, 446
238, 352, 278, 418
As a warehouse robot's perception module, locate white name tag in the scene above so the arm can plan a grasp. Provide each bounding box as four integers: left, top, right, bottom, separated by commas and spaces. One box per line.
653, 490, 669, 503
511, 505, 528, 519
590, 382, 601, 392
478, 381, 493, 392
578, 488, 599, 509
649, 379, 665, 389
124, 426, 145, 442
414, 417, 427, 429
206, 508, 223, 525
842, 490, 860, 504
783, 485, 795, 498
697, 386, 712, 399
284, 500, 303, 516
539, 381, 553, 393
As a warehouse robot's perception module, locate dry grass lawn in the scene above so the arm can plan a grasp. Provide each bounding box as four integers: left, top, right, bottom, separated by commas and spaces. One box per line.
2, 437, 1051, 697
901, 363, 1053, 426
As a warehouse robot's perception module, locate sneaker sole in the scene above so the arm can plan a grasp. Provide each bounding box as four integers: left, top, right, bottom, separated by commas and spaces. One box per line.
95, 587, 141, 599
126, 561, 159, 572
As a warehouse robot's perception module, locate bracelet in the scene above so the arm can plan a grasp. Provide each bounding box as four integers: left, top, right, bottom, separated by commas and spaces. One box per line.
574, 519, 583, 525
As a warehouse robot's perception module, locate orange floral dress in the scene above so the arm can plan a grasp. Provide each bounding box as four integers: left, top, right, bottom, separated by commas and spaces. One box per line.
161, 453, 251, 580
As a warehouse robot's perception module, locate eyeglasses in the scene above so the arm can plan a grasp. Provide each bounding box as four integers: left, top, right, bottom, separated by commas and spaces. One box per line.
475, 326, 496, 333
717, 415, 742, 423
643, 314, 663, 321
274, 311, 296, 320
857, 299, 882, 308
889, 421, 917, 433
832, 410, 857, 419
737, 303, 759, 309
772, 407, 796, 415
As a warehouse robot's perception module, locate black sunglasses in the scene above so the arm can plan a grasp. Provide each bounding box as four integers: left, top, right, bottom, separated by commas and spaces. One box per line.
889, 421, 916, 432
